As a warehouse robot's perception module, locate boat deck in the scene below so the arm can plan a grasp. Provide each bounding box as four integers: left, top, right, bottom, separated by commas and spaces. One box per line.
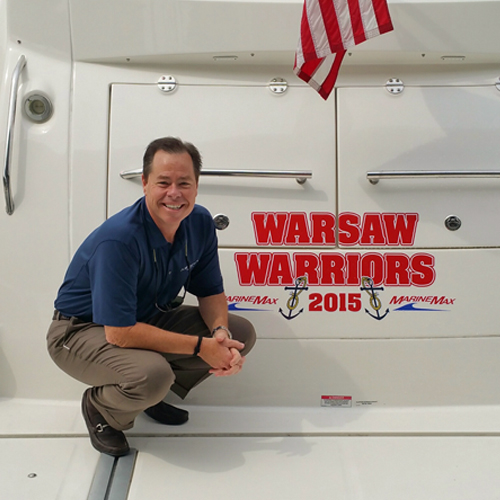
2, 399, 500, 499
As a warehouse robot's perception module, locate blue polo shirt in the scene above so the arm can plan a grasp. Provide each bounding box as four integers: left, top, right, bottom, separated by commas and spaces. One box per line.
55, 197, 224, 326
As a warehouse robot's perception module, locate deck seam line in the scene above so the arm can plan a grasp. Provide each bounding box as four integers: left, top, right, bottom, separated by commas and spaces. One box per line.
2, 432, 500, 438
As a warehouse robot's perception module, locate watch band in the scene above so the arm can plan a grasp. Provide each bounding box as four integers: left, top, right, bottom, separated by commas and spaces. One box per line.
211, 325, 232, 339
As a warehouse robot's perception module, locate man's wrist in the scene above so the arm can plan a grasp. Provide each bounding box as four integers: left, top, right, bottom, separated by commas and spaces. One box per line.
193, 334, 204, 356
211, 325, 232, 339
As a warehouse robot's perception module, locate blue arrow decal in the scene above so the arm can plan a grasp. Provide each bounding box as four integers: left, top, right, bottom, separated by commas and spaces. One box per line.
393, 303, 448, 312
228, 303, 271, 312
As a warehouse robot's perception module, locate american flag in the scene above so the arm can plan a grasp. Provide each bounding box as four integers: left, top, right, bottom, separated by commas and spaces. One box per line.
294, 0, 394, 99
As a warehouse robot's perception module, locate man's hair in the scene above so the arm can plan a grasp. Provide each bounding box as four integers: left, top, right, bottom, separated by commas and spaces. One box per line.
142, 137, 202, 181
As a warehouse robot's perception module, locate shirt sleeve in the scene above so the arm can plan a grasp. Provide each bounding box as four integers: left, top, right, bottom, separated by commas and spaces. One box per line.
88, 240, 140, 327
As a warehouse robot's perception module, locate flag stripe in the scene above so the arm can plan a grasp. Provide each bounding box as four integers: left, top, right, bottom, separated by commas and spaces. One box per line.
348, 0, 369, 45
372, 0, 393, 35
299, 2, 318, 63
294, 0, 393, 100
315, 51, 346, 99
332, 0, 355, 49
318, 0, 344, 54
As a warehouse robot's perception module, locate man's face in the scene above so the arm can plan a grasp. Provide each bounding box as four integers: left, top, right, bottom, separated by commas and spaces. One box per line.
142, 150, 198, 238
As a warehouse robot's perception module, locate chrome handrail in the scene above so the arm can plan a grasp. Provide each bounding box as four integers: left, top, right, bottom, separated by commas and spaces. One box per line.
3, 55, 26, 215
367, 170, 500, 185
120, 168, 312, 184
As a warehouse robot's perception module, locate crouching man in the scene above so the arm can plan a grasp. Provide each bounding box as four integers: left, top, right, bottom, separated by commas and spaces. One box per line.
47, 137, 256, 456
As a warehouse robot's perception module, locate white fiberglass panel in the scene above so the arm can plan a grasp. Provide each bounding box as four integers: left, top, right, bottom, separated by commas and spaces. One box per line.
337, 85, 500, 248
127, 436, 500, 500
218, 246, 500, 339
108, 83, 335, 247
179, 336, 500, 408
0, 2, 72, 400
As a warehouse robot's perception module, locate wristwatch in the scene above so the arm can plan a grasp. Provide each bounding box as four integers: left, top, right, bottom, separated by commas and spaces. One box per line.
211, 325, 232, 339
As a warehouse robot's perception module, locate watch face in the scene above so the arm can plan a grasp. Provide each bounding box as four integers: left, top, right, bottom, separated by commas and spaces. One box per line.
213, 326, 231, 338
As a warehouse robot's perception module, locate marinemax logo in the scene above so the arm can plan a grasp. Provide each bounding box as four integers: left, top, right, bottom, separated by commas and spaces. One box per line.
390, 295, 455, 311
226, 295, 277, 311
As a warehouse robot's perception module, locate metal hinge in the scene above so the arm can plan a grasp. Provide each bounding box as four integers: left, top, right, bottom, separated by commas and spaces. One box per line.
386, 78, 404, 94
158, 75, 177, 93
269, 78, 288, 95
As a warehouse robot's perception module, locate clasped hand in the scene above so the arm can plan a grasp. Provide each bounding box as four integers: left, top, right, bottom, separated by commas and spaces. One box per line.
199, 333, 245, 377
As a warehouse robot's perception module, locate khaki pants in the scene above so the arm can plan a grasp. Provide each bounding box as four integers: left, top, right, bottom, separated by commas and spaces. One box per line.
46, 306, 256, 430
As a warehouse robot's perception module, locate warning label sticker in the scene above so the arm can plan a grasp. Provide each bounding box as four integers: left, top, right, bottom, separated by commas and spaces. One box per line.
321, 395, 352, 408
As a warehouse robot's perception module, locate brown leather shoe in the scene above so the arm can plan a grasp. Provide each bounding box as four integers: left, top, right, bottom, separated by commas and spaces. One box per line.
81, 389, 130, 456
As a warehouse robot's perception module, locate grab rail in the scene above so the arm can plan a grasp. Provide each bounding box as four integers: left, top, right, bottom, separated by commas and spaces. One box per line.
367, 170, 500, 185
120, 168, 312, 184
3, 55, 26, 215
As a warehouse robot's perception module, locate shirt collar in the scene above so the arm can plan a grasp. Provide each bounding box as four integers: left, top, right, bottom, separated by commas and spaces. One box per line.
140, 197, 187, 250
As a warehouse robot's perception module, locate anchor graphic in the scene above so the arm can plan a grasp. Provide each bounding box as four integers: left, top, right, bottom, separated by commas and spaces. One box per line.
279, 276, 309, 320
360, 276, 389, 321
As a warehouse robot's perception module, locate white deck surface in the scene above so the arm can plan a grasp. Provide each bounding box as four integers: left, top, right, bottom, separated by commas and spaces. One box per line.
2, 399, 500, 499
2, 434, 500, 500
3, 398, 500, 436
0, 438, 99, 500
127, 435, 500, 500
